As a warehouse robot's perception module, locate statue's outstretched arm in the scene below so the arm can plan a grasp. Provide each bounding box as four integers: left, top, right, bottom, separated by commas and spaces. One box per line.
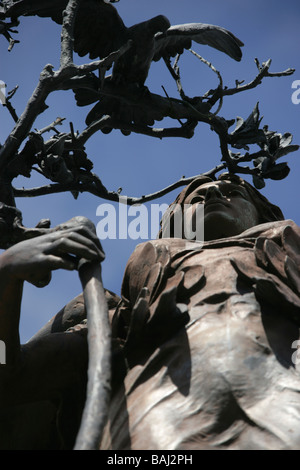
0, 219, 104, 366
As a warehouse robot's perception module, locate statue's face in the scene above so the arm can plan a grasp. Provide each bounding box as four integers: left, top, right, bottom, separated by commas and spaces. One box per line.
183, 180, 260, 241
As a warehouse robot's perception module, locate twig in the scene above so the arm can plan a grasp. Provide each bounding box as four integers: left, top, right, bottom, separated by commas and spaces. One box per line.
0, 64, 55, 173
208, 59, 295, 107
69, 121, 77, 142
189, 49, 223, 115
75, 116, 112, 144
76, 114, 197, 144
7, 36, 19, 51
60, 0, 79, 68
161, 85, 184, 126
36, 117, 66, 135
163, 56, 180, 81
2, 85, 19, 122
73, 43, 132, 77
0, 18, 20, 51
13, 164, 227, 204
163, 54, 190, 102
3, 97, 18, 122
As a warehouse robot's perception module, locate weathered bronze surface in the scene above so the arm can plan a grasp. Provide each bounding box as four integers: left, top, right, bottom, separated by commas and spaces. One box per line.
0, 175, 300, 450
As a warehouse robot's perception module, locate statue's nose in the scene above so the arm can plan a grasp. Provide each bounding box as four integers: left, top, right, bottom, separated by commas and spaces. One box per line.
204, 186, 224, 201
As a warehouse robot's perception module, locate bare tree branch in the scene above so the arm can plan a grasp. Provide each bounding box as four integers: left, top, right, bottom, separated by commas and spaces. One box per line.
189, 48, 224, 115
1, 85, 19, 122
0, 39, 131, 175
0, 17, 20, 51
0, 1, 297, 214
13, 164, 226, 204
208, 58, 295, 107
35, 117, 66, 135
60, 0, 79, 68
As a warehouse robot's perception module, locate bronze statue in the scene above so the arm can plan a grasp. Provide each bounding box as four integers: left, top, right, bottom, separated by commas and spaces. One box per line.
0, 173, 300, 450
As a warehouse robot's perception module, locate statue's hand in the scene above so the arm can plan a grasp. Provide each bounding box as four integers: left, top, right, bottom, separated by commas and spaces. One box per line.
0, 217, 104, 288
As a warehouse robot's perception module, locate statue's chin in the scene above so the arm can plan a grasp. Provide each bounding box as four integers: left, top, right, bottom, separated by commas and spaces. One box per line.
203, 209, 259, 241
203, 213, 236, 241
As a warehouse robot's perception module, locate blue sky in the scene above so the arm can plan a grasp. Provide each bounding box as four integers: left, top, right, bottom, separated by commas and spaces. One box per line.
1, 0, 299, 342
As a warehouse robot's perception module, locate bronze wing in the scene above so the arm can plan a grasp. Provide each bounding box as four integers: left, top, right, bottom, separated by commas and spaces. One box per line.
3, 0, 126, 58
153, 22, 244, 62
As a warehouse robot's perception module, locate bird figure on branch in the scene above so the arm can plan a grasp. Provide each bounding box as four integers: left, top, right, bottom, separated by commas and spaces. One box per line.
1, 0, 243, 88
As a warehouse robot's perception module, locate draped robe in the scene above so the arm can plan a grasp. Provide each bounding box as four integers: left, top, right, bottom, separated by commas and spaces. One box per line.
101, 219, 300, 450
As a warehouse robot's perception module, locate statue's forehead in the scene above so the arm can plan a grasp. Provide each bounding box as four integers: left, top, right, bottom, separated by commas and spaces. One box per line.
185, 180, 248, 197
198, 180, 241, 190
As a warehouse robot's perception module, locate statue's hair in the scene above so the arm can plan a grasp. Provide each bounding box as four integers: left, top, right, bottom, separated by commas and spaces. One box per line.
158, 173, 284, 238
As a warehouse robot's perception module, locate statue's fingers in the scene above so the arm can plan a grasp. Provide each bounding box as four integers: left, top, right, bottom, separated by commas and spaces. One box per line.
57, 230, 105, 260
68, 225, 104, 252
55, 217, 104, 253
26, 254, 77, 286
46, 253, 78, 271
46, 236, 103, 261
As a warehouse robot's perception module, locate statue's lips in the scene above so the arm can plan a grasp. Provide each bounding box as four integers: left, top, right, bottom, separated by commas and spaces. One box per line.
204, 199, 230, 209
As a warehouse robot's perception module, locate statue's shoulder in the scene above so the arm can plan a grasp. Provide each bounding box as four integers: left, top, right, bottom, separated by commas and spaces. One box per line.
238, 219, 299, 240
131, 237, 202, 258
125, 238, 202, 279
